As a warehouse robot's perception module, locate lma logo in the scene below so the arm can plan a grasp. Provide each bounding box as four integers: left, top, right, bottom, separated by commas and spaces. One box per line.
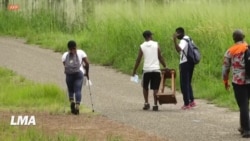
10, 115, 36, 125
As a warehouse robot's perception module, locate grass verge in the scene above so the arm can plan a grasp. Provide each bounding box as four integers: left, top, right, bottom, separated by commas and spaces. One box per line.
0, 67, 126, 141
0, 0, 246, 110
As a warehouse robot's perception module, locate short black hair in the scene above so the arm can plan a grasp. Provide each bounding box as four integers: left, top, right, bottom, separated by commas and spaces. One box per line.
143, 30, 153, 39
67, 40, 76, 49
176, 27, 185, 34
233, 29, 245, 42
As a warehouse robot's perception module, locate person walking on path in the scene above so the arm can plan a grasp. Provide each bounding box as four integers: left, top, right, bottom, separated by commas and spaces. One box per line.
222, 29, 250, 138
172, 27, 196, 110
132, 30, 166, 111
62, 40, 89, 115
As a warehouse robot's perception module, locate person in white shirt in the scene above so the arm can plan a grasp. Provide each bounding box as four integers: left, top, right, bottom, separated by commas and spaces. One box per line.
132, 30, 166, 111
173, 27, 196, 110
62, 40, 89, 115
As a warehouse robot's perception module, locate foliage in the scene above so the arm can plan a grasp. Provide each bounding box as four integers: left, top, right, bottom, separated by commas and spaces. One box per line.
0, 0, 248, 110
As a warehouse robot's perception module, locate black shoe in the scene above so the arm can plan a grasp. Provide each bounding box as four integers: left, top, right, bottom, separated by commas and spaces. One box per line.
143, 103, 150, 110
70, 102, 75, 114
242, 131, 250, 138
74, 108, 79, 115
74, 104, 80, 115
152, 105, 158, 111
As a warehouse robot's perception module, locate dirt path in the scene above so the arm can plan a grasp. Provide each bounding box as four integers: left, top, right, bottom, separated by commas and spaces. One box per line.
0, 111, 166, 141
0, 37, 245, 141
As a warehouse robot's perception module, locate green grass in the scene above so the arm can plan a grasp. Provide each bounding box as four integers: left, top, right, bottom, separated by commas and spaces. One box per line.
0, 67, 93, 113
0, 67, 77, 140
0, 120, 124, 141
0, 67, 124, 141
0, 0, 248, 110
0, 67, 64, 112
0, 122, 78, 141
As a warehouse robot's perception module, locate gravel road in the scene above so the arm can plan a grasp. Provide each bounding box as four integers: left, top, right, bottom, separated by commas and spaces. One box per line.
0, 37, 246, 141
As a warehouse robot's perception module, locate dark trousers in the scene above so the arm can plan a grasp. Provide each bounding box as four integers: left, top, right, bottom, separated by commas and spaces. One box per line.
66, 71, 84, 104
232, 83, 250, 131
180, 62, 195, 106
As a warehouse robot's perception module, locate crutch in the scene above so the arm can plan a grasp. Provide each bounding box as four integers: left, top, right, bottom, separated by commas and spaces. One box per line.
87, 79, 95, 112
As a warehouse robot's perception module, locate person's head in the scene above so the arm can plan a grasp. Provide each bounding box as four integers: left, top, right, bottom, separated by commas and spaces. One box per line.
143, 30, 153, 40
232, 29, 245, 43
67, 40, 77, 54
175, 27, 185, 39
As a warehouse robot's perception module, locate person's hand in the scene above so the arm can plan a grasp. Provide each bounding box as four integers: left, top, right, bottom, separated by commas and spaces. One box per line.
85, 74, 89, 80
173, 32, 179, 40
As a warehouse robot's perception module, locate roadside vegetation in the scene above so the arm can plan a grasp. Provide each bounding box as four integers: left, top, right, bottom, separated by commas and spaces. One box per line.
0, 67, 66, 113
0, 122, 78, 141
0, 67, 125, 141
0, 0, 247, 111
0, 67, 75, 140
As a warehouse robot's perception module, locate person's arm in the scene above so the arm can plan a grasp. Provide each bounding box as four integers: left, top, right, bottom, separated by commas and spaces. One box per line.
82, 57, 89, 79
173, 33, 182, 52
132, 48, 143, 76
158, 45, 166, 68
222, 55, 231, 91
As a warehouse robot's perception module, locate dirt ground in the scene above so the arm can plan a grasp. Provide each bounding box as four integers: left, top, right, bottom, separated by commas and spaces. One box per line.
1, 111, 167, 141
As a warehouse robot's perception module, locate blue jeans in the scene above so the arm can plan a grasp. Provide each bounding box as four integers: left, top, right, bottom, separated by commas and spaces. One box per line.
66, 71, 84, 104
233, 83, 250, 131
180, 62, 195, 106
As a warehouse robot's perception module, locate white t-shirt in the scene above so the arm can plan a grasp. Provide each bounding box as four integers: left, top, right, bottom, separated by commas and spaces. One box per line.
140, 40, 160, 71
179, 35, 190, 64
62, 49, 87, 74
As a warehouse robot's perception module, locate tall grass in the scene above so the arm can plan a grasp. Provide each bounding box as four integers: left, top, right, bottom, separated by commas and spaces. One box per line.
0, 0, 249, 110
0, 67, 68, 113
83, 0, 248, 110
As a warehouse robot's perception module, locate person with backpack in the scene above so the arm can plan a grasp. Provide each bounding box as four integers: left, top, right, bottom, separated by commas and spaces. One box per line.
222, 29, 250, 138
172, 27, 197, 110
62, 40, 89, 115
132, 30, 166, 111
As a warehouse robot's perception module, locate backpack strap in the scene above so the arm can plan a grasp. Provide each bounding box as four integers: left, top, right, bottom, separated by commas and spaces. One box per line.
182, 38, 191, 58
67, 51, 80, 63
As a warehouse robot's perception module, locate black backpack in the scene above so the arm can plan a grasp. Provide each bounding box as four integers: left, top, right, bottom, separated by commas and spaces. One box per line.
244, 45, 250, 78
64, 53, 81, 74
183, 38, 201, 65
